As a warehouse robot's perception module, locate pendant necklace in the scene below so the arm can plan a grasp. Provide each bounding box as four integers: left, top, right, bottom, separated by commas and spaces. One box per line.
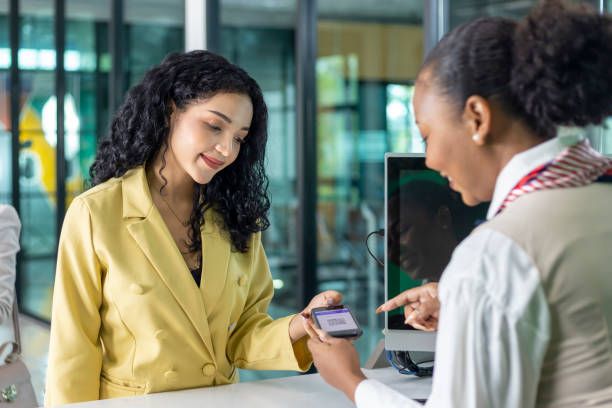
159, 192, 190, 227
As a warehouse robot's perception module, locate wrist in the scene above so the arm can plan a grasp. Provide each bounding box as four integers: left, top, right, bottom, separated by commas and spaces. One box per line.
342, 371, 367, 403
289, 314, 305, 343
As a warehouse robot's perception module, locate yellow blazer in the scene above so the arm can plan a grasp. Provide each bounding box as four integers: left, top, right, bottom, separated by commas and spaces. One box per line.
45, 166, 310, 406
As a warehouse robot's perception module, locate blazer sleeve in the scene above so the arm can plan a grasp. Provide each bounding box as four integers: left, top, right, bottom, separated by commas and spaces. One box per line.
45, 198, 103, 406
0, 205, 20, 325
226, 232, 311, 372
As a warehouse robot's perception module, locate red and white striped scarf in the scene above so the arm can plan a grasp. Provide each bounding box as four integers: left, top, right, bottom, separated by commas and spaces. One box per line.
498, 139, 612, 214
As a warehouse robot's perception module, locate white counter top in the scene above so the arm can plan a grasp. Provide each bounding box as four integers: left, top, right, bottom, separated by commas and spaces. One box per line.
55, 367, 432, 407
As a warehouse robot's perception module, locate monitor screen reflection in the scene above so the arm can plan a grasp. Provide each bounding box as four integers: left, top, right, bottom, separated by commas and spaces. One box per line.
387, 178, 486, 330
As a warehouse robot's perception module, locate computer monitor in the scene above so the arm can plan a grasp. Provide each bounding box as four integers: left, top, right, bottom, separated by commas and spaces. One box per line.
384, 153, 487, 352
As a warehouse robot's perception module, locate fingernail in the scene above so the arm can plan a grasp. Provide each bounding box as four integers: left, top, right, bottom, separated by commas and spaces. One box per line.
375, 306, 384, 313
406, 312, 416, 323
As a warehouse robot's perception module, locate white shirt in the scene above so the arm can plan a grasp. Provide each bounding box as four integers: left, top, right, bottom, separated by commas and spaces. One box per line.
0, 204, 20, 362
355, 135, 582, 408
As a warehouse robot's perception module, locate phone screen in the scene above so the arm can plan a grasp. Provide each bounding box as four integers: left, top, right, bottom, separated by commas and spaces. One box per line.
313, 308, 358, 332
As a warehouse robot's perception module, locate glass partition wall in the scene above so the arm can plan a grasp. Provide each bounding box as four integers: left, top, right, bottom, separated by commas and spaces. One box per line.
220, 1, 299, 317
601, 0, 612, 153
0, 1, 10, 205
219, 0, 300, 381
124, 0, 184, 89
2, 0, 184, 319
14, 1, 57, 318
315, 0, 425, 361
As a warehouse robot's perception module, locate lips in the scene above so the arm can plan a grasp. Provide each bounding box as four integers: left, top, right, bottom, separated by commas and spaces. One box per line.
200, 154, 224, 170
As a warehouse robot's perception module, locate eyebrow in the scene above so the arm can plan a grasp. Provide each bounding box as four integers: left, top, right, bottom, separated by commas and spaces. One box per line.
208, 110, 250, 131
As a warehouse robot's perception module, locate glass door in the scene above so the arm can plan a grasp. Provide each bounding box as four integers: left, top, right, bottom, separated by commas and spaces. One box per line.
17, 1, 57, 318
219, 0, 299, 382
0, 0, 11, 205
315, 0, 425, 362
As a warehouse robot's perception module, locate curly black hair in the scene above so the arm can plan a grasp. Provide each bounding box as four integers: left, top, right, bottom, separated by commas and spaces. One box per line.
420, 0, 612, 139
89, 50, 270, 253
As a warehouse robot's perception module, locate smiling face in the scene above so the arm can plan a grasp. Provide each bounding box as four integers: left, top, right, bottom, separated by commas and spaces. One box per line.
168, 92, 253, 185
413, 69, 494, 206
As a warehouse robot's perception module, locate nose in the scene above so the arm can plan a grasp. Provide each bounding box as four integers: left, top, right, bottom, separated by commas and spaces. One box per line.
215, 135, 234, 157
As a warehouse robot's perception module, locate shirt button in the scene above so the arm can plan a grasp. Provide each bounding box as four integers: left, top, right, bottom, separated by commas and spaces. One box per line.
164, 370, 178, 380
202, 364, 216, 377
238, 275, 247, 286
129, 283, 144, 295
154, 329, 167, 341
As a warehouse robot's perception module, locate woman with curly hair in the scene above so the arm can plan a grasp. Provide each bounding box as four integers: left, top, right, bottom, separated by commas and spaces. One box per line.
304, 1, 612, 407
45, 50, 340, 406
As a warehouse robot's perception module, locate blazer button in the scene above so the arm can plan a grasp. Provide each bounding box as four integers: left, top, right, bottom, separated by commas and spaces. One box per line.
129, 283, 144, 295
164, 370, 178, 381
202, 364, 216, 377
238, 275, 247, 286
154, 329, 167, 341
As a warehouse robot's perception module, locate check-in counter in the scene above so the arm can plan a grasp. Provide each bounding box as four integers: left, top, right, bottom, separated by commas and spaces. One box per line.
53, 367, 432, 407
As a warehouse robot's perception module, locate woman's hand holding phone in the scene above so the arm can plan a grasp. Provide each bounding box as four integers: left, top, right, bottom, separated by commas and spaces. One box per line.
288, 290, 342, 343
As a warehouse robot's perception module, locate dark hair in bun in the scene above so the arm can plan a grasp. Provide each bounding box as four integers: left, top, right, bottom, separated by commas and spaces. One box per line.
420, 0, 612, 139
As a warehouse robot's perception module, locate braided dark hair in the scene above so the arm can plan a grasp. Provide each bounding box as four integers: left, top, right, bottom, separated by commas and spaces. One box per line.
420, 0, 612, 139
89, 50, 270, 253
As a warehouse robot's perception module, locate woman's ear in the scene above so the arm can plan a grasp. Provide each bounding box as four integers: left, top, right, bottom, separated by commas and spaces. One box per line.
463, 95, 492, 146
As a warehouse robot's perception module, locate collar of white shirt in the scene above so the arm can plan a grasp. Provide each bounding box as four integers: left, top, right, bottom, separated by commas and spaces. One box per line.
486, 134, 584, 220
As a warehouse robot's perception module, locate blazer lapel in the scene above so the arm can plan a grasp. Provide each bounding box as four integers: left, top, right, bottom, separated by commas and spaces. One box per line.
121, 167, 215, 360
200, 211, 230, 316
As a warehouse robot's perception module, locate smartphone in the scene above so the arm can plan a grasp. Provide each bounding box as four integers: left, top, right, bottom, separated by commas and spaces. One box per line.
311, 305, 363, 338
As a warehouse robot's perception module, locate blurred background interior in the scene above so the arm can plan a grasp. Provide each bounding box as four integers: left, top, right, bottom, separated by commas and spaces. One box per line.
1, 0, 611, 402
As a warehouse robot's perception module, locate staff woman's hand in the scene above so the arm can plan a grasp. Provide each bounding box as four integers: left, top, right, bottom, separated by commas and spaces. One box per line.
289, 290, 342, 343
302, 317, 366, 402
376, 282, 440, 331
